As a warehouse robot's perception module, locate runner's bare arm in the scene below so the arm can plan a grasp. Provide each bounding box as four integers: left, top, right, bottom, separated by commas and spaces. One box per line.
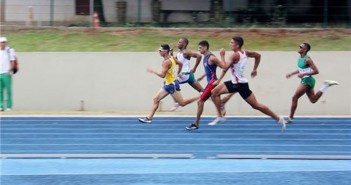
297, 57, 319, 78
214, 50, 239, 85
246, 50, 261, 78
286, 70, 299, 78
211, 54, 226, 69
147, 60, 171, 78
184, 51, 202, 73
197, 73, 206, 82
174, 57, 184, 76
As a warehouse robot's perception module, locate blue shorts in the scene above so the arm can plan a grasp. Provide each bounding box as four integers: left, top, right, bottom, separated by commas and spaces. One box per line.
163, 80, 180, 94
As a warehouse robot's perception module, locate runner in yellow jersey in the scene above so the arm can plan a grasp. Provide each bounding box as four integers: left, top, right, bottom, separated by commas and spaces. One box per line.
138, 44, 199, 123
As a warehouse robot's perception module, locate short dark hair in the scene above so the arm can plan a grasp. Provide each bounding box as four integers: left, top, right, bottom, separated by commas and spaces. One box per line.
180, 37, 189, 47
232, 36, 244, 48
160, 44, 170, 51
303, 43, 311, 53
198, 40, 209, 49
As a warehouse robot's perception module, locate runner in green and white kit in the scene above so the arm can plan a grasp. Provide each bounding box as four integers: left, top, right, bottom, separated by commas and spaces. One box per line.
170, 38, 204, 111
286, 43, 339, 123
298, 54, 316, 88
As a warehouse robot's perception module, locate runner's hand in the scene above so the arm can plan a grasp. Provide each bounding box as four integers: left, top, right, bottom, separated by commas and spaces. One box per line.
297, 73, 305, 78
213, 80, 219, 86
220, 48, 225, 56
251, 70, 257, 78
147, 67, 154, 73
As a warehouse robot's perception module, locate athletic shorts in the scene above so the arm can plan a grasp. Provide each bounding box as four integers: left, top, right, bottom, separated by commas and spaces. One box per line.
200, 79, 216, 101
224, 81, 252, 99
178, 73, 196, 85
163, 80, 180, 94
301, 76, 316, 88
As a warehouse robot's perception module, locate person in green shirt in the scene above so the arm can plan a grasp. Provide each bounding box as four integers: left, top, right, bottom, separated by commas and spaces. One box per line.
286, 43, 339, 123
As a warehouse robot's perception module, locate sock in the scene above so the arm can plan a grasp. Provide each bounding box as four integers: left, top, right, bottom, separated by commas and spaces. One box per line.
319, 84, 329, 93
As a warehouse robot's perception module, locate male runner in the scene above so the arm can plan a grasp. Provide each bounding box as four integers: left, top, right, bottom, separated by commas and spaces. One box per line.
286, 43, 339, 123
170, 37, 203, 111
185, 40, 226, 130
138, 44, 199, 123
211, 37, 286, 131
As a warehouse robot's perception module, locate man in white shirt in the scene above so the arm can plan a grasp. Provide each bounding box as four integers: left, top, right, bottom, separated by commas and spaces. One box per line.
212, 37, 286, 131
0, 37, 16, 111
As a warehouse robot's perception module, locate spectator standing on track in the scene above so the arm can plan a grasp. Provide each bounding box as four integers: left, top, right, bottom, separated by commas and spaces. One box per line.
0, 37, 16, 111
211, 36, 286, 131
138, 44, 199, 123
170, 37, 204, 111
286, 43, 339, 123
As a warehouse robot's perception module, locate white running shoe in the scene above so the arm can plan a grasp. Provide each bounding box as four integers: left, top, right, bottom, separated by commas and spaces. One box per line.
324, 80, 339, 86
138, 117, 152, 123
208, 117, 226, 126
6, 108, 11, 112
286, 117, 293, 124
278, 117, 286, 132
170, 103, 180, 111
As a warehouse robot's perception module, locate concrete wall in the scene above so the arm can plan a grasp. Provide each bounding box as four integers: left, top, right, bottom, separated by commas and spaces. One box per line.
10, 51, 351, 115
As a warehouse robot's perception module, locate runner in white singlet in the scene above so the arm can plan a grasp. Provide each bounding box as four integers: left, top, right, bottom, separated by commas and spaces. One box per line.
211, 36, 286, 131
170, 38, 204, 111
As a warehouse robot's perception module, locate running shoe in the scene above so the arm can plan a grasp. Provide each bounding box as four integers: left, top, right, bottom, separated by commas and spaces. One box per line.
286, 117, 293, 124
278, 116, 286, 132
324, 80, 339, 86
185, 124, 199, 130
170, 103, 180, 111
208, 117, 226, 126
138, 117, 152, 123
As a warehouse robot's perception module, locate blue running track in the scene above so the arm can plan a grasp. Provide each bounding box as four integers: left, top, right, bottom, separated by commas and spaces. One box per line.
1, 116, 350, 185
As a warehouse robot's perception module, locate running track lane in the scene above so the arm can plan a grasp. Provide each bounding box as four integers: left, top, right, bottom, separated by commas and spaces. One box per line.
1, 117, 350, 158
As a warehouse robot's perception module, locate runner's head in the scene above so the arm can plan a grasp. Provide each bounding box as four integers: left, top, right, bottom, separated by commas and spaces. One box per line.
0, 37, 7, 50
198, 40, 209, 55
231, 36, 244, 51
159, 44, 171, 57
178, 37, 189, 50
298, 43, 311, 54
